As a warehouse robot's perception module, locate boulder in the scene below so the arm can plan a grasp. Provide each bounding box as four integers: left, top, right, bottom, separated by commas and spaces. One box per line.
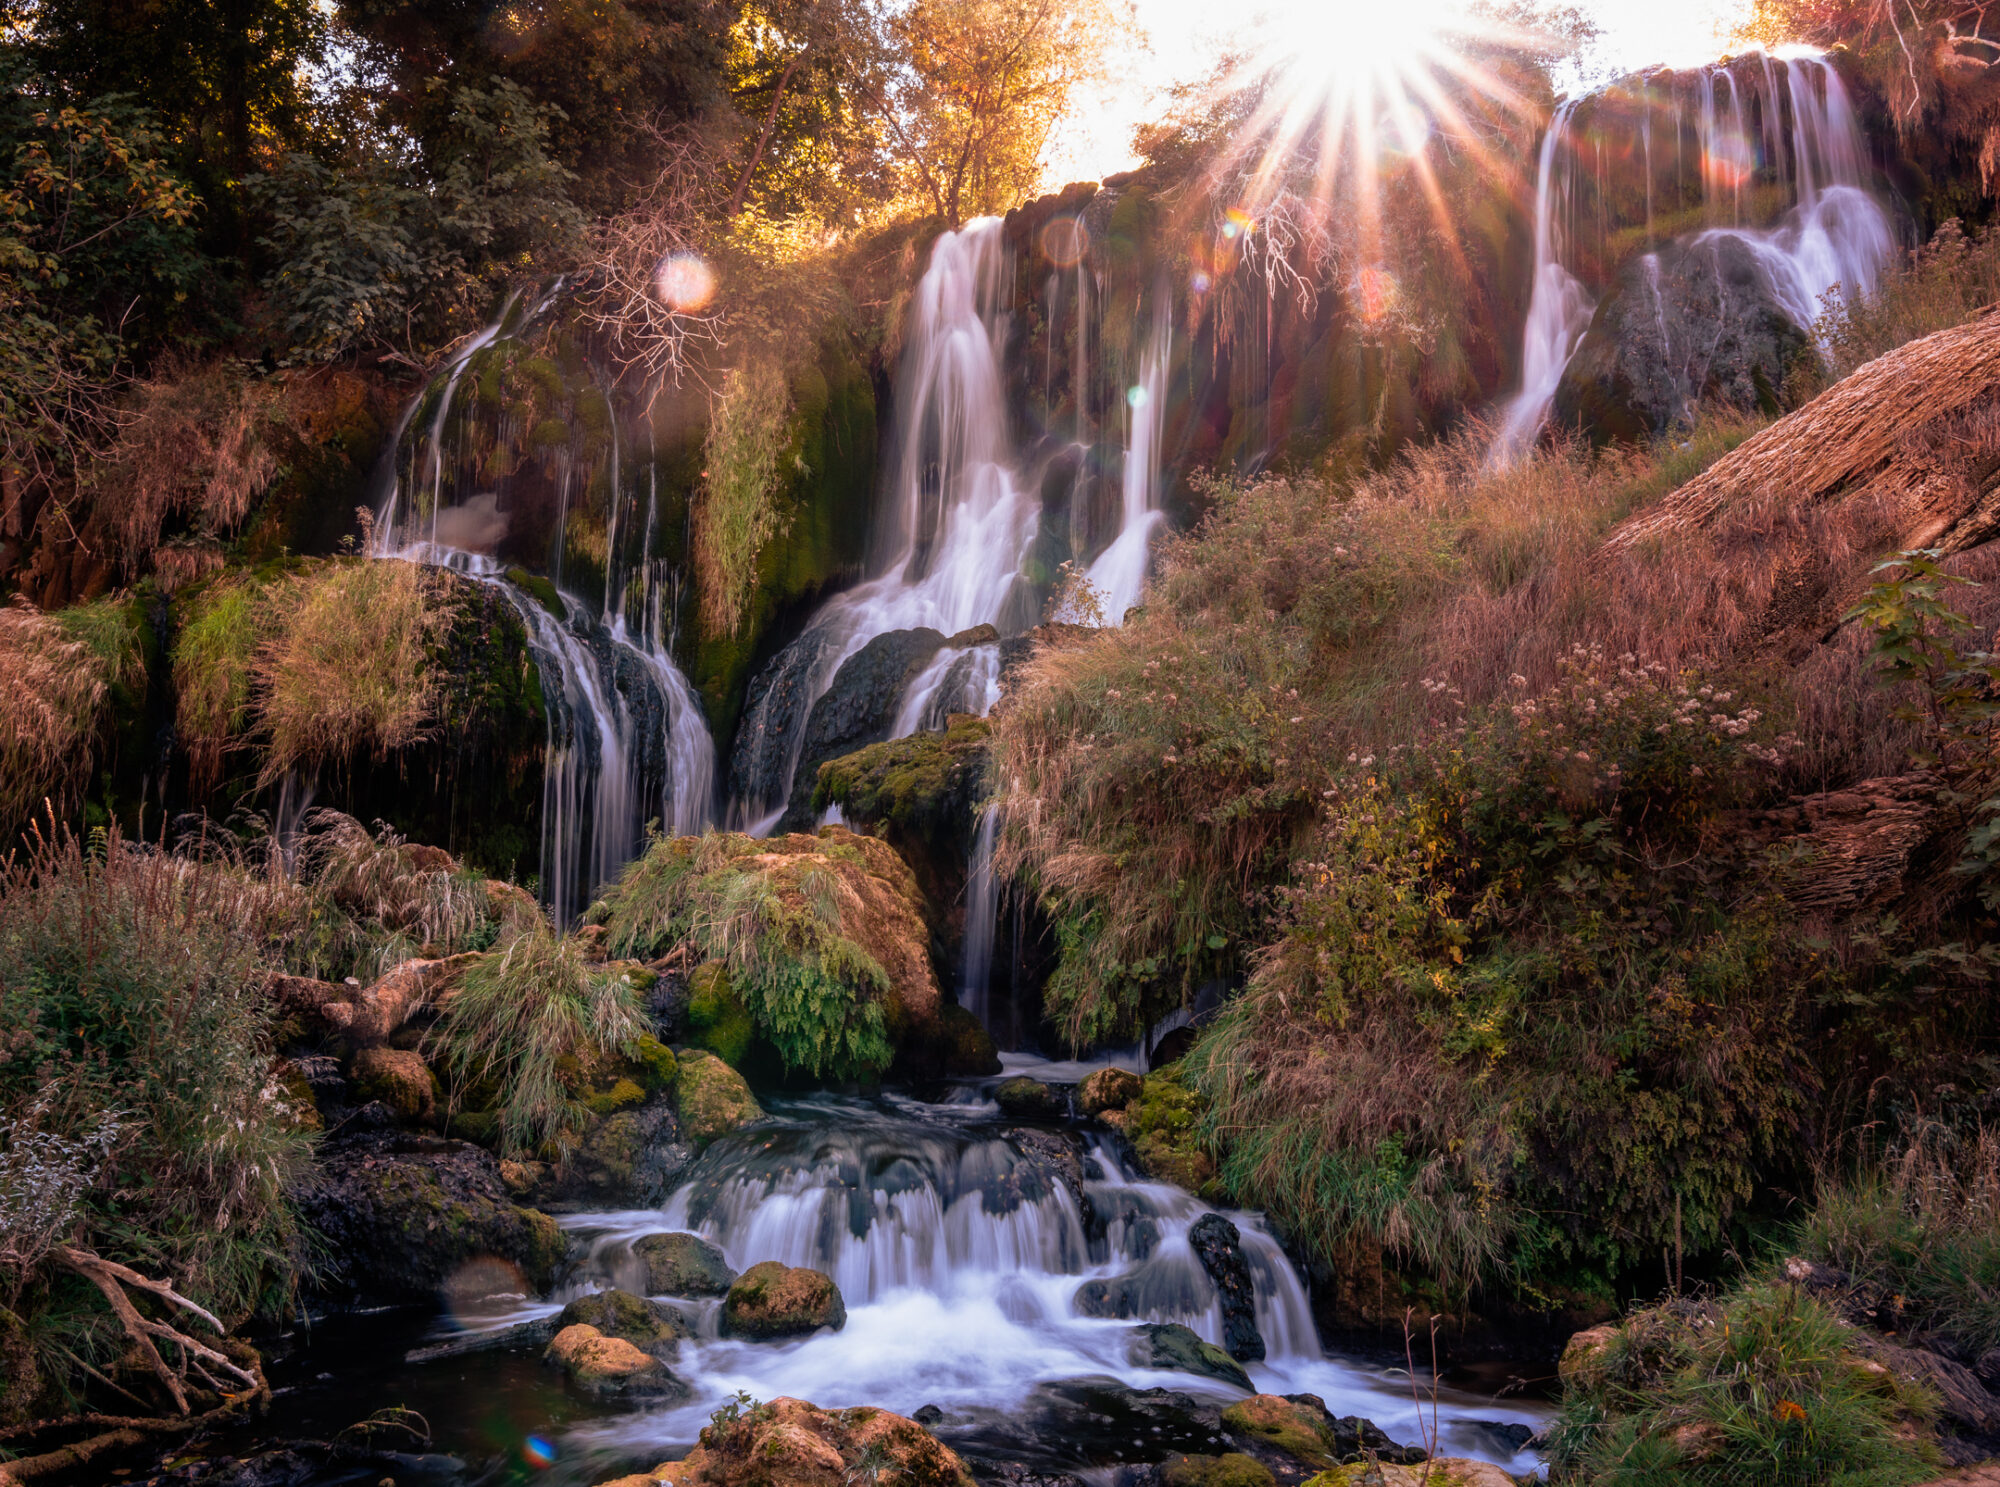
1552, 232, 1811, 442
676, 1049, 762, 1147
348, 1046, 437, 1123
1079, 1066, 1144, 1116
531, 1096, 691, 1210
936, 1002, 1003, 1077
296, 1130, 565, 1303
556, 1289, 692, 1359
995, 1076, 1063, 1119
659, 1395, 976, 1487
1558, 1323, 1619, 1390
545, 1322, 686, 1398
1190, 1214, 1266, 1363
722, 1261, 847, 1340
1131, 1323, 1253, 1390
633, 1231, 737, 1297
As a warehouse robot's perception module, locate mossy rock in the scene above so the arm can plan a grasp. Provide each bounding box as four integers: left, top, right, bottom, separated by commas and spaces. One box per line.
632, 1231, 736, 1298
1080, 1065, 1144, 1116
627, 1032, 678, 1093
1163, 1454, 1275, 1487
688, 961, 755, 1066
995, 1076, 1062, 1119
556, 1289, 691, 1358
1128, 1063, 1225, 1202
447, 1109, 499, 1145
1133, 1323, 1253, 1390
674, 1049, 761, 1147
544, 1322, 686, 1398
350, 1046, 438, 1124
938, 1002, 1001, 1076
1222, 1395, 1334, 1466
722, 1260, 847, 1339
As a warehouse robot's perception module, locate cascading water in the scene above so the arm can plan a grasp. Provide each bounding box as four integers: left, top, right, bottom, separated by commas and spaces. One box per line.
728, 220, 1039, 829
474, 1084, 1548, 1481
1085, 288, 1174, 623
1492, 50, 1895, 459
371, 296, 716, 922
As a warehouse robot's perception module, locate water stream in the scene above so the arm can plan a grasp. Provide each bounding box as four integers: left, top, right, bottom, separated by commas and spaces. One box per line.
421, 1076, 1550, 1483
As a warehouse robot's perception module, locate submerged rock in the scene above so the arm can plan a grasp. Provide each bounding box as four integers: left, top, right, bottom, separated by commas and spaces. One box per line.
676, 1049, 763, 1147
556, 1288, 692, 1359
544, 1322, 687, 1398
722, 1260, 847, 1339
654, 1395, 976, 1487
633, 1231, 737, 1297
1189, 1214, 1265, 1363
1130, 1322, 1253, 1389
296, 1130, 564, 1303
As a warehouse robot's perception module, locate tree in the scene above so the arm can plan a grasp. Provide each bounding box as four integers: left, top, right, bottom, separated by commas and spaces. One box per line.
878, 0, 1113, 224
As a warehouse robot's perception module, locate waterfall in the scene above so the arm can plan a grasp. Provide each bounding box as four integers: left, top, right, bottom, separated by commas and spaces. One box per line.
1491, 50, 1895, 459
1084, 287, 1173, 622
370, 295, 717, 922
729, 220, 1039, 827
1490, 100, 1595, 462
535, 1091, 1550, 1477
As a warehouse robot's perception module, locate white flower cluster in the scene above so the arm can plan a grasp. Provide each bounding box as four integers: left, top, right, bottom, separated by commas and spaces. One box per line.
0, 1102, 122, 1269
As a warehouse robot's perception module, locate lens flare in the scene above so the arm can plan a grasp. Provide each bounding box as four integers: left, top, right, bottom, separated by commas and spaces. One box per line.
1039, 216, 1090, 267
1127, 384, 1150, 409
523, 1435, 557, 1469
655, 253, 716, 313
1221, 207, 1255, 240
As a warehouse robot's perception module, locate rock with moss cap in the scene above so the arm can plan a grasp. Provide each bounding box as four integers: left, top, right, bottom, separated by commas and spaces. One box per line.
652, 1396, 975, 1487
545, 1322, 687, 1398
632, 1231, 737, 1297
349, 1046, 437, 1123
995, 1076, 1063, 1119
557, 1289, 692, 1360
1079, 1065, 1144, 1116
1133, 1323, 1253, 1390
1162, 1455, 1275, 1487
676, 1049, 762, 1147
722, 1261, 847, 1339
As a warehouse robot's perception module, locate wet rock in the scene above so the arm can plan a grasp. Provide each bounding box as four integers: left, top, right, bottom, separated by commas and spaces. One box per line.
1131, 1323, 1253, 1390
296, 1130, 565, 1303
404, 1316, 557, 1364
1189, 1214, 1265, 1363
1217, 1396, 1337, 1467
1005, 1127, 1090, 1217
545, 1322, 687, 1398
676, 1049, 763, 1146
139, 1444, 470, 1486
634, 1231, 738, 1297
531, 1096, 691, 1210
1311, 1405, 1429, 1467
1007, 1378, 1225, 1466
722, 1260, 847, 1339
996, 1076, 1063, 1119
973, 1468, 1088, 1487
1472, 1420, 1536, 1452
938, 1002, 1004, 1076
660, 1395, 977, 1486
557, 1288, 693, 1359
1552, 233, 1811, 442
1073, 1274, 1145, 1319
348, 1045, 437, 1123
1080, 1066, 1144, 1116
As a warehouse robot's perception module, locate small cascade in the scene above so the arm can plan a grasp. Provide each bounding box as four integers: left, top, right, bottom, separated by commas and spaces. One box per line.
370, 295, 716, 921
728, 221, 1038, 826
1492, 50, 1895, 458
537, 1091, 1550, 1477
1085, 287, 1173, 622
1491, 99, 1596, 461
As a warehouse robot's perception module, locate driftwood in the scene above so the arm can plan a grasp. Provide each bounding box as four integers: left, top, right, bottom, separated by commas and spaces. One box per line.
53, 1246, 259, 1415
268, 955, 471, 1046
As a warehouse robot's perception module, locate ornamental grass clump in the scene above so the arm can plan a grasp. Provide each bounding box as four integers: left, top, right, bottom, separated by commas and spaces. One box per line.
429, 917, 645, 1158
591, 830, 911, 1081
0, 599, 121, 835
1549, 1284, 1939, 1486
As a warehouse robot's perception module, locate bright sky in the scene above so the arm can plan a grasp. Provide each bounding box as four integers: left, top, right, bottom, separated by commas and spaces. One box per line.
1043, 0, 1757, 186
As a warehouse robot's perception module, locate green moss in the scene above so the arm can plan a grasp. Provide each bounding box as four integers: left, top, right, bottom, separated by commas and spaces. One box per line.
1128, 1062, 1223, 1201
675, 1048, 763, 1146
1162, 1454, 1274, 1487
504, 566, 567, 622
448, 1109, 498, 1145
528, 417, 572, 450
628, 1032, 678, 1093
1221, 1397, 1330, 1466
812, 716, 991, 845
584, 1076, 646, 1116
689, 961, 756, 1067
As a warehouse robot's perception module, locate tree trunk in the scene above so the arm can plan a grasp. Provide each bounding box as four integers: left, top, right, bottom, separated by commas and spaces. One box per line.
727, 48, 809, 218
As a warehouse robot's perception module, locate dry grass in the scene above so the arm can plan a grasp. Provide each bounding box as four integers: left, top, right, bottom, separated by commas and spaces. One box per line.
298, 809, 493, 961
252, 560, 445, 786
0, 599, 115, 832
86, 360, 280, 572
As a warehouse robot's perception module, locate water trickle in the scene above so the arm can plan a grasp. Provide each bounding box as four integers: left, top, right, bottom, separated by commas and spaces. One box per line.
1085, 287, 1174, 623
370, 293, 716, 921
960, 808, 1002, 1029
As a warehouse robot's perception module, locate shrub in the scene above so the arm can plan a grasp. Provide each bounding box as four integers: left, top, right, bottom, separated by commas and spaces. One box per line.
0, 827, 311, 1403
1550, 1284, 1939, 1486
428, 918, 645, 1158
253, 559, 445, 785
1794, 1125, 2000, 1358
0, 599, 117, 834
591, 831, 909, 1081
296, 810, 497, 970
696, 357, 795, 638
174, 577, 261, 793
